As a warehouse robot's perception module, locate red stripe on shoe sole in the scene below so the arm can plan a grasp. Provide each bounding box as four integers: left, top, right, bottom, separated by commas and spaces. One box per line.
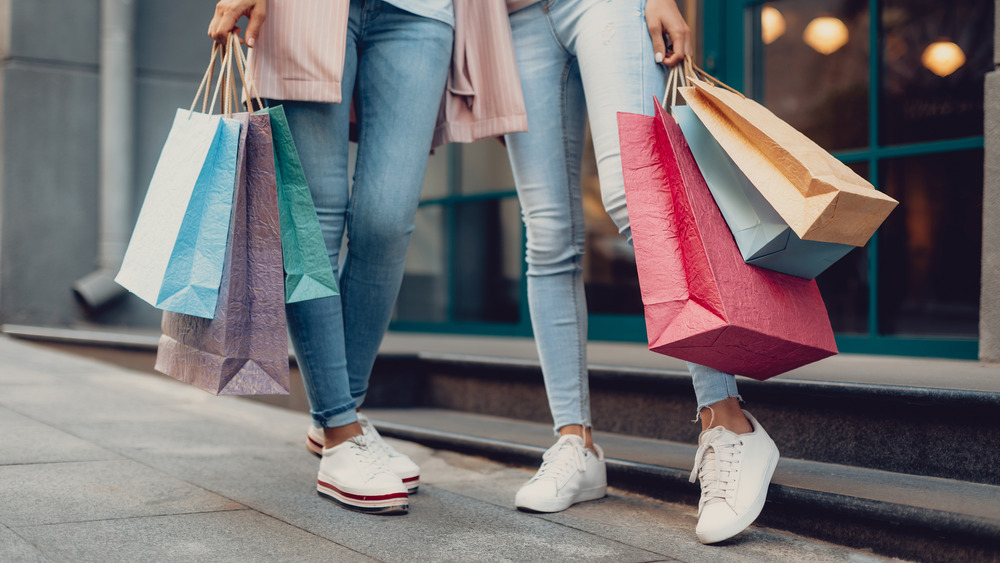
316, 479, 409, 502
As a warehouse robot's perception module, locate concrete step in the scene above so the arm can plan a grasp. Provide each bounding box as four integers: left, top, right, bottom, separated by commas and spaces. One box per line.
365, 407, 1000, 563
368, 352, 1000, 487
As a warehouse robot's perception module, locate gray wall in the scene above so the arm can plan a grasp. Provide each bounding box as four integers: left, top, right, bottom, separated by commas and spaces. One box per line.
981, 1, 1000, 362
0, 0, 218, 329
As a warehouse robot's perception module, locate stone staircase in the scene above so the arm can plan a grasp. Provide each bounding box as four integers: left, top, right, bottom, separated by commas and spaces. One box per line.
361, 338, 1000, 563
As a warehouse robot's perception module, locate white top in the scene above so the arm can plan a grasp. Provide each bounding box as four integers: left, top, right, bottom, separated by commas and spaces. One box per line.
388, 0, 455, 27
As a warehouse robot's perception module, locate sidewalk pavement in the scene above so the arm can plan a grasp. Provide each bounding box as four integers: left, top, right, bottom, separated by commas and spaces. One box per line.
0, 335, 902, 562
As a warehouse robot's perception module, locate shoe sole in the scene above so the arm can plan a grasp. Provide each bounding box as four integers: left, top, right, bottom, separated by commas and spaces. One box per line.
515, 484, 607, 513
696, 445, 780, 544
316, 476, 409, 515
309, 434, 420, 494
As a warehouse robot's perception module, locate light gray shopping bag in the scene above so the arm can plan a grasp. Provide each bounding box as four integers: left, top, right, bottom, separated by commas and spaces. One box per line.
673, 104, 853, 279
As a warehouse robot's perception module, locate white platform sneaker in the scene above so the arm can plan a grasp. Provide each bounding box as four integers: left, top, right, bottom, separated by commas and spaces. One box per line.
515, 434, 607, 513
316, 434, 409, 515
689, 410, 779, 544
308, 413, 420, 493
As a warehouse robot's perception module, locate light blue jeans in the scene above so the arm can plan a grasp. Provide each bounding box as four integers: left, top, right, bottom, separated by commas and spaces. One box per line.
279, 0, 453, 429
504, 0, 739, 432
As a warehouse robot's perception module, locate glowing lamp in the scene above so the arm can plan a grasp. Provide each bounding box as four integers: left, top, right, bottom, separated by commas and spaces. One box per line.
761, 6, 786, 45
921, 41, 966, 77
803, 17, 849, 55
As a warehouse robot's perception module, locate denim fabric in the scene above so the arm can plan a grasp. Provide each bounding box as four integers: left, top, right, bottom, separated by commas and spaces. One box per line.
504, 0, 738, 432
279, 0, 453, 429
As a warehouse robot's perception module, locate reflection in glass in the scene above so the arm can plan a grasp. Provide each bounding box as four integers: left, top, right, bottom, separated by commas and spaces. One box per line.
816, 161, 870, 335
453, 198, 522, 323
396, 206, 447, 322
803, 16, 849, 54
761, 6, 786, 44
880, 0, 992, 145
755, 1, 869, 151
921, 41, 965, 78
877, 151, 982, 338
395, 198, 522, 325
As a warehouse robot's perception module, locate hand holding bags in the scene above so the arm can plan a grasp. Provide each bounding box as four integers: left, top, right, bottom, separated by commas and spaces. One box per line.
115, 44, 241, 318
155, 36, 290, 395
619, 101, 837, 379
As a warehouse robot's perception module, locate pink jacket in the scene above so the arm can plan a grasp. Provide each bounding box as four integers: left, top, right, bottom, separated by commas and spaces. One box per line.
248, 0, 528, 147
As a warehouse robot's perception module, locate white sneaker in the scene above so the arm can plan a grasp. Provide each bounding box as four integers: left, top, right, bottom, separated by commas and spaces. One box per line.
357, 412, 420, 493
689, 410, 779, 544
515, 435, 607, 513
307, 414, 421, 494
316, 434, 409, 514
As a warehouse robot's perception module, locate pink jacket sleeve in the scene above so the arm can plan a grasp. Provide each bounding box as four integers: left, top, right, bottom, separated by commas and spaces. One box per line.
248, 0, 527, 145
248, 0, 351, 104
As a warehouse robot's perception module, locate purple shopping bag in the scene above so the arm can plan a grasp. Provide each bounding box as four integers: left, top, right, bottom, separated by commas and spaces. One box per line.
155, 112, 290, 395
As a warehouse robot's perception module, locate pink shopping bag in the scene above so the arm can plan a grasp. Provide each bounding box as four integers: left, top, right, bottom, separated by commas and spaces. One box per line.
618, 101, 837, 379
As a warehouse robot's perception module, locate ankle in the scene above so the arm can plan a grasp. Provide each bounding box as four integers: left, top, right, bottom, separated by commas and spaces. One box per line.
323, 421, 364, 449
699, 399, 752, 434
558, 424, 595, 451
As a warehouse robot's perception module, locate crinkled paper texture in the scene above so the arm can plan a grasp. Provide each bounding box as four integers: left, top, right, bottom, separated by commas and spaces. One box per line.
619, 102, 837, 380
156, 113, 290, 395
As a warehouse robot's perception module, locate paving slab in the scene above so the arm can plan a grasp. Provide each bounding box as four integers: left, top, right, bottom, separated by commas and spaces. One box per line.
0, 525, 53, 563
0, 460, 245, 527
0, 407, 117, 466
13, 510, 374, 563
0, 335, 909, 562
393, 441, 898, 563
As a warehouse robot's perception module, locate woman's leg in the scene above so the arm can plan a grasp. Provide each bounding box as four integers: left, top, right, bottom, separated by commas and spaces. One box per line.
565, 0, 774, 542
505, 2, 591, 438
504, 2, 607, 514
280, 1, 362, 434
343, 2, 453, 407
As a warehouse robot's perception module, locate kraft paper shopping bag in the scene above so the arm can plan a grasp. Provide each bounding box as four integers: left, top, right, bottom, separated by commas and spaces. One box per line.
679, 68, 897, 247
674, 104, 853, 279
619, 101, 837, 379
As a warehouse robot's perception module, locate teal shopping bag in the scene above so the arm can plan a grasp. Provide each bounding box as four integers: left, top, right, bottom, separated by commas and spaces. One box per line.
260, 104, 339, 302
673, 104, 852, 279
116, 109, 242, 317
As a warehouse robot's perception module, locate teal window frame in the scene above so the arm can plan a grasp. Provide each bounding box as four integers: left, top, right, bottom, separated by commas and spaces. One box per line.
391, 0, 981, 360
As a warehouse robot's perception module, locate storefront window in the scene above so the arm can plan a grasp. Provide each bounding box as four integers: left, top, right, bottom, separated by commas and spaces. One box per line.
880, 0, 992, 145
758, 0, 870, 151
877, 150, 983, 338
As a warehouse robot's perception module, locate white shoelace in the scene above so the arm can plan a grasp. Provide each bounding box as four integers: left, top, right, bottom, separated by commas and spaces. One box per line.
689, 426, 743, 510
344, 434, 392, 479
530, 437, 587, 487
357, 414, 397, 460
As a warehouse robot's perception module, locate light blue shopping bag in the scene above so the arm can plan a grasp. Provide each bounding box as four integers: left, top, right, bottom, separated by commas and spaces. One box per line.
116, 108, 242, 318
673, 104, 852, 279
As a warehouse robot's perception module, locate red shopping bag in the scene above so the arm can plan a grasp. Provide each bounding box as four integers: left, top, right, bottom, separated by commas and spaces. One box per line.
618, 101, 837, 379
